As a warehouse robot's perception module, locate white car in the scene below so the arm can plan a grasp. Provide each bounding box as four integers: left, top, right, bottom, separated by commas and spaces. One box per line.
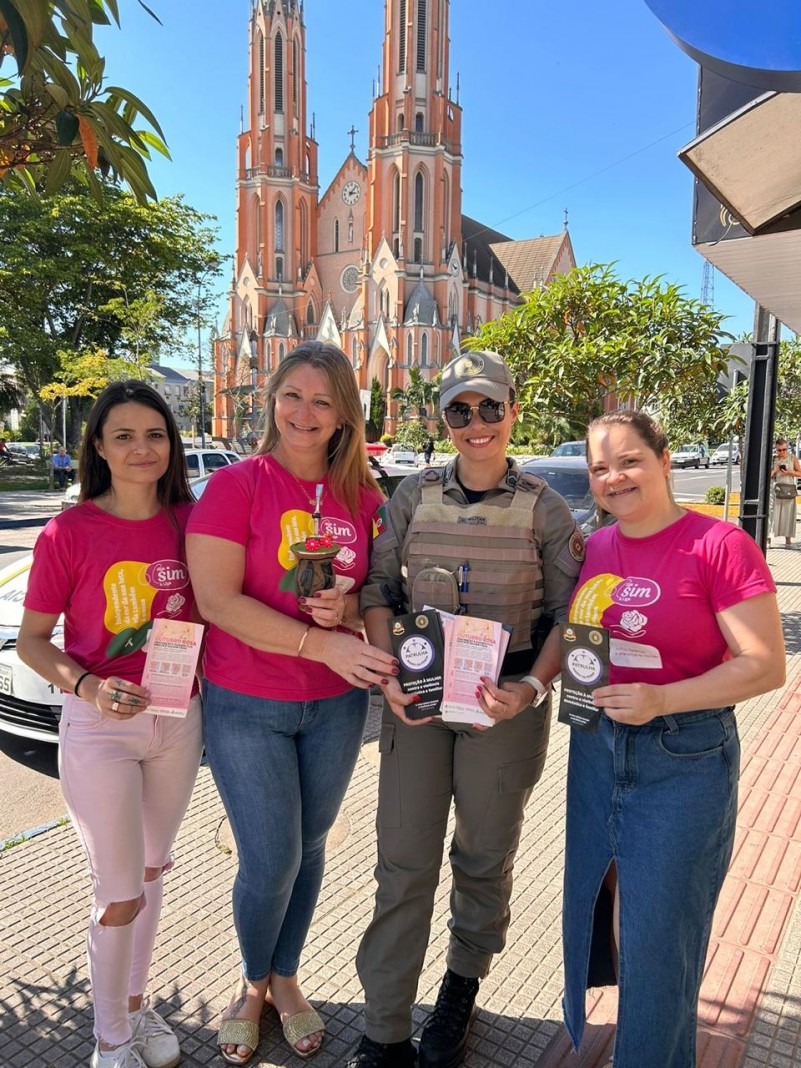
388, 443, 417, 465
671, 444, 710, 469
710, 444, 740, 466
62, 448, 241, 508
0, 471, 222, 742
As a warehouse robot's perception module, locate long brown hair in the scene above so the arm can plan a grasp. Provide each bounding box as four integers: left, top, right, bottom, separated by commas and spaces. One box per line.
79, 380, 193, 507
258, 341, 379, 516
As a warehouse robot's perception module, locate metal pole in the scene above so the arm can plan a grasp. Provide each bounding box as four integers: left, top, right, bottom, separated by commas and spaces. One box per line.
739, 304, 780, 553
197, 279, 206, 448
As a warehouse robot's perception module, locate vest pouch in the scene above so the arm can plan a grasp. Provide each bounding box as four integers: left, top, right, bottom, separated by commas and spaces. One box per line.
410, 565, 461, 614
775, 482, 797, 500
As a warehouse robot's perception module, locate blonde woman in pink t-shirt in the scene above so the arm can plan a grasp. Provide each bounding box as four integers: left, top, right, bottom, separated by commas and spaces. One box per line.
187, 342, 398, 1065
18, 381, 203, 1068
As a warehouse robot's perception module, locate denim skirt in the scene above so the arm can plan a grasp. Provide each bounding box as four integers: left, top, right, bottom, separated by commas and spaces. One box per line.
562, 707, 739, 1068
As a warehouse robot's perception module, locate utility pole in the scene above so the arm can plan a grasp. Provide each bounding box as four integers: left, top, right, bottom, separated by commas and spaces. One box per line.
739, 305, 780, 553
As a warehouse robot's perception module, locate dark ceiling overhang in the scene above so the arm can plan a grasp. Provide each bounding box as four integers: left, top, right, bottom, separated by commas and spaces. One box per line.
679, 92, 801, 235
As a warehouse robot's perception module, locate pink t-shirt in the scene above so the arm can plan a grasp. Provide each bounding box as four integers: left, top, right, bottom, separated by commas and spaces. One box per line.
569, 511, 775, 685
186, 454, 383, 700
25, 501, 195, 685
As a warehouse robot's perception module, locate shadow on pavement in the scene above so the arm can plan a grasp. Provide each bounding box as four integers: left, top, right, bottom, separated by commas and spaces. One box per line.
0, 731, 59, 779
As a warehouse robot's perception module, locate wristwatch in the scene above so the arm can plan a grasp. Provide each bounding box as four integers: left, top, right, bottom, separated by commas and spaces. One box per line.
520, 675, 549, 707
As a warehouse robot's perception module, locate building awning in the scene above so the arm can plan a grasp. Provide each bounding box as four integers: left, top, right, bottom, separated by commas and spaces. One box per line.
679, 92, 801, 234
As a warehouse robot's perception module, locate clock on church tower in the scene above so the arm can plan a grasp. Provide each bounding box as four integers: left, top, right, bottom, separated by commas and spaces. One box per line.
342, 180, 361, 206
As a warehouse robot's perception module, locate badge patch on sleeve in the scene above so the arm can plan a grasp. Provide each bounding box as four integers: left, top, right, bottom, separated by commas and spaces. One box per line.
569, 529, 586, 563
372, 502, 394, 545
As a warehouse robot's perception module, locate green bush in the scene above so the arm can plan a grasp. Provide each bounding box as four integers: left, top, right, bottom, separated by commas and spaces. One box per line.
380, 433, 394, 446
704, 486, 726, 505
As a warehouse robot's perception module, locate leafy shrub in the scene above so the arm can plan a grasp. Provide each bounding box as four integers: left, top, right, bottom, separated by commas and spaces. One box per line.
380, 434, 394, 446
704, 486, 725, 505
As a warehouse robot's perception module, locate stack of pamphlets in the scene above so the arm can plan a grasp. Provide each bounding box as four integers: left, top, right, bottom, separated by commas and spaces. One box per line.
388, 608, 510, 728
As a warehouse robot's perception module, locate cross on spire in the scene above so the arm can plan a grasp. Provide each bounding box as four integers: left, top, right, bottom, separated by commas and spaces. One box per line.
348, 125, 358, 152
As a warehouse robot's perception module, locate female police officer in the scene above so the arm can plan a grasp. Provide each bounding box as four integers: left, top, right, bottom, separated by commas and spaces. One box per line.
348, 351, 584, 1068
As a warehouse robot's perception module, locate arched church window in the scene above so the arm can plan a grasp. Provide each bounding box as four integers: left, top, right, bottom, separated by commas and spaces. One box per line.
335, 219, 340, 253
414, 171, 424, 232
414, 238, 422, 264
416, 0, 427, 72
421, 333, 428, 366
275, 200, 284, 252
279, 343, 285, 361
275, 148, 284, 166
292, 40, 299, 117
398, 0, 407, 73
299, 200, 309, 267
415, 112, 424, 133
274, 33, 284, 113
442, 172, 450, 248
407, 335, 414, 365
258, 33, 265, 115
276, 257, 283, 281
306, 301, 315, 325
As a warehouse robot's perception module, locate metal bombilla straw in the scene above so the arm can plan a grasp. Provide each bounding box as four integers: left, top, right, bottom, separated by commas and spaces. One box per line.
313, 483, 323, 536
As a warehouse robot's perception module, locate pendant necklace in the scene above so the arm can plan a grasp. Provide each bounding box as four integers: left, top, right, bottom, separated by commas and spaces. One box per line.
276, 456, 325, 518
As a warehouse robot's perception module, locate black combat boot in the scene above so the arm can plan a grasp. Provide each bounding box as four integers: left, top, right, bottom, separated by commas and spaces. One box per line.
418, 969, 480, 1068
346, 1035, 417, 1068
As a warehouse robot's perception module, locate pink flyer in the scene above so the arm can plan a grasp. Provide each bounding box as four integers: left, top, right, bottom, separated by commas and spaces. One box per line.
140, 618, 204, 718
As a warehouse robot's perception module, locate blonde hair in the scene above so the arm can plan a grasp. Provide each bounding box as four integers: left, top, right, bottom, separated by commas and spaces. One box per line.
258, 341, 380, 516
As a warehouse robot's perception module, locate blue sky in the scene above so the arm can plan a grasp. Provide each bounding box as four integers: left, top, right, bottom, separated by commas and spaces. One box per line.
96, 0, 757, 337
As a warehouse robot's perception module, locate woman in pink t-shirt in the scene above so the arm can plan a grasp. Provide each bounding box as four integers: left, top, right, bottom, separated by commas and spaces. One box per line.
18, 381, 204, 1068
562, 411, 786, 1068
186, 342, 397, 1065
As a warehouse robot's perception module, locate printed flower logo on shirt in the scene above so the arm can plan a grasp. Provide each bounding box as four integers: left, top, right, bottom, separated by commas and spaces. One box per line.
618, 609, 648, 637
102, 558, 188, 658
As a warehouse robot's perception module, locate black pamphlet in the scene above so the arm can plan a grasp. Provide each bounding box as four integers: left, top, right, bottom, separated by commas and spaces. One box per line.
558, 622, 610, 733
387, 610, 445, 720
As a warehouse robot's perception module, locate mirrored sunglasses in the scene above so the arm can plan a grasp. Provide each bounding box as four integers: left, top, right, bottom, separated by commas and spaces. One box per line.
442, 398, 506, 429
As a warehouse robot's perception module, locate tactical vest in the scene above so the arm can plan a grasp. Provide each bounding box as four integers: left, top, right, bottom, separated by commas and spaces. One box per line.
403, 468, 546, 653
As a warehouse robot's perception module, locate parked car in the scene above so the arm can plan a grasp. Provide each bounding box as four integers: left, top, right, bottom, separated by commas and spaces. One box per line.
5, 442, 39, 461
388, 443, 417, 465
550, 440, 586, 458
521, 456, 613, 536
62, 447, 241, 509
0, 457, 409, 743
710, 443, 741, 466
671, 443, 710, 469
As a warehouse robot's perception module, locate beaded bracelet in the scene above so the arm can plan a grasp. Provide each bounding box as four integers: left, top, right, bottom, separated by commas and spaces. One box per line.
73, 670, 92, 697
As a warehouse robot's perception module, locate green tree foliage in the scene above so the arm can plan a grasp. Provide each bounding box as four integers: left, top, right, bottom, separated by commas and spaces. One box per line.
0, 0, 167, 202
467, 264, 732, 441
0, 182, 223, 443
390, 366, 439, 422
368, 376, 386, 441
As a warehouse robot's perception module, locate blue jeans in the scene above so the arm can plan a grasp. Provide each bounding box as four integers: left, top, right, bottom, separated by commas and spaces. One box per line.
562, 707, 740, 1068
203, 680, 369, 981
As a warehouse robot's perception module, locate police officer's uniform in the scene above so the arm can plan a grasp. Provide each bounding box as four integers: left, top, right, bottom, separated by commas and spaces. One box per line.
356, 457, 583, 1044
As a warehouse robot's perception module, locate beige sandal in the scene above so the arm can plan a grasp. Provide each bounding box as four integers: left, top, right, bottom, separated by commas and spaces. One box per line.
282, 1008, 325, 1060
217, 1017, 259, 1066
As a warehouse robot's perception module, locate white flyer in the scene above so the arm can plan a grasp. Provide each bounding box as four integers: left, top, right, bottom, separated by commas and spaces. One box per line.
140, 618, 204, 717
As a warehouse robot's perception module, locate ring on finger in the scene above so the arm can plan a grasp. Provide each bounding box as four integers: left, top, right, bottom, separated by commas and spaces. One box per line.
110, 688, 120, 703
111, 700, 120, 712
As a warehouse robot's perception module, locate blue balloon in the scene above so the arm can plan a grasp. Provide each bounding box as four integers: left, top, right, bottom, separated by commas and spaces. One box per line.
644, 0, 801, 90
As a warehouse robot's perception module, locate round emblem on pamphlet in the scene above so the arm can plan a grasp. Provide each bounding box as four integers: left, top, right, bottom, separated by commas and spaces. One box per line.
589, 629, 603, 645
415, 614, 429, 629
399, 636, 435, 672
566, 647, 603, 685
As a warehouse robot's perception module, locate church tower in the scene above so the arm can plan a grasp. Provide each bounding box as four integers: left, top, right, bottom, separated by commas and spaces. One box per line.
353, 0, 465, 406
216, 0, 320, 435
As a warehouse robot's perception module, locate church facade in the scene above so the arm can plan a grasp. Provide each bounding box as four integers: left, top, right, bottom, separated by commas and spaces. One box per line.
213, 0, 575, 439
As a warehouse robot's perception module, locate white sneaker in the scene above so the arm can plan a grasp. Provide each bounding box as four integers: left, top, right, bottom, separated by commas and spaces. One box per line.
128, 999, 181, 1068
90, 1041, 147, 1068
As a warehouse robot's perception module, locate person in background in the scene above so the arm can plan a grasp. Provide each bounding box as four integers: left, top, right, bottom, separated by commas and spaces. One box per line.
348, 350, 584, 1068
423, 438, 435, 465
17, 381, 203, 1068
769, 436, 801, 548
53, 444, 75, 489
562, 409, 785, 1068
186, 341, 397, 1066
0, 437, 11, 465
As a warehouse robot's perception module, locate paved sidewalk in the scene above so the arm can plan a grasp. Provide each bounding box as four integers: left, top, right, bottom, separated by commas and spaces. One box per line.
2, 544, 801, 1067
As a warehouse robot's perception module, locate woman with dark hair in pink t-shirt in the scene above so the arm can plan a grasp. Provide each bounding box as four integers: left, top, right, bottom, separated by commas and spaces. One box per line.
186, 341, 398, 1065
561, 410, 786, 1068
18, 381, 203, 1068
